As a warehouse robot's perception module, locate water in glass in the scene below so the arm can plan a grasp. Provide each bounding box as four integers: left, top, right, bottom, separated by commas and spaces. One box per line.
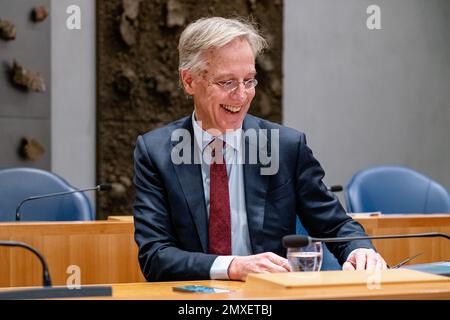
287, 242, 323, 272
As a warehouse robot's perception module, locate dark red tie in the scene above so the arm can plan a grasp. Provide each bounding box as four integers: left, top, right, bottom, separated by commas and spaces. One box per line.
208, 139, 231, 255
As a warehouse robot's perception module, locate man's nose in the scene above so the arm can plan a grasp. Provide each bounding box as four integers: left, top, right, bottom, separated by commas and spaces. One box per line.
230, 83, 247, 101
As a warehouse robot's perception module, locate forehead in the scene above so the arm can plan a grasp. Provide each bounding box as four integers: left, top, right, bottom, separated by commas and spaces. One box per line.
202, 38, 256, 77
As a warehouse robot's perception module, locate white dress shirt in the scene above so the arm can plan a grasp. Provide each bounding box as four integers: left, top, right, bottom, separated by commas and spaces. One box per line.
191, 113, 252, 279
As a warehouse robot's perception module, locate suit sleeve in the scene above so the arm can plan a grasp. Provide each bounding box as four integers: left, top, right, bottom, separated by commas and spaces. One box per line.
295, 133, 375, 264
133, 135, 217, 281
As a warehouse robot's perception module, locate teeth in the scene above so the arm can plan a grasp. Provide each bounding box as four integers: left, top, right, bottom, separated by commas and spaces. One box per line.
221, 104, 241, 113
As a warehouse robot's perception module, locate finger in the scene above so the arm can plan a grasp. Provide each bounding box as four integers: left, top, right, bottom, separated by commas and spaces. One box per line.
267, 253, 291, 272
270, 264, 291, 273
264, 260, 291, 273
355, 251, 367, 271
377, 253, 388, 270
342, 261, 355, 271
372, 252, 385, 270
250, 255, 288, 274
365, 252, 378, 272
287, 263, 293, 272
278, 259, 291, 272
376, 258, 383, 271
254, 263, 288, 274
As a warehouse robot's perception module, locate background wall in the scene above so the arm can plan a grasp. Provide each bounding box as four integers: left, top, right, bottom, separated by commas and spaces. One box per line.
284, 0, 450, 207
46, 0, 449, 216
51, 0, 96, 206
0, 0, 51, 169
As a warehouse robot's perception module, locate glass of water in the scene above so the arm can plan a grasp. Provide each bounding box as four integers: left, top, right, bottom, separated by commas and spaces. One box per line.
287, 242, 323, 272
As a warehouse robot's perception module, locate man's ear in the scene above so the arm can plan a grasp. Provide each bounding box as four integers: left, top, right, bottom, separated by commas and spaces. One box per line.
180, 69, 195, 95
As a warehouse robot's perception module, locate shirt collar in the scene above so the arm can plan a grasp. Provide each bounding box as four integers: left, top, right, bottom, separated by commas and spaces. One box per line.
191, 112, 242, 153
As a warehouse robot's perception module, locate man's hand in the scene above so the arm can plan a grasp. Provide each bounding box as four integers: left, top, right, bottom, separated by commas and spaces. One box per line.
228, 252, 291, 281
342, 248, 388, 271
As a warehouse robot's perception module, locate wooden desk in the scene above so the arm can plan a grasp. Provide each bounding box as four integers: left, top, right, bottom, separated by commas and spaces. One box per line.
107, 216, 133, 222
0, 269, 448, 300
108, 270, 450, 300
0, 221, 145, 287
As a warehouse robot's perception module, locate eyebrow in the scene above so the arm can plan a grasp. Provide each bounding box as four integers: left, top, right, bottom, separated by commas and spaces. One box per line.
214, 71, 257, 79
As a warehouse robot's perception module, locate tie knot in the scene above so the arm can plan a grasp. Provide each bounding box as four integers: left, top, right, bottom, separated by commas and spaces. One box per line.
208, 139, 226, 164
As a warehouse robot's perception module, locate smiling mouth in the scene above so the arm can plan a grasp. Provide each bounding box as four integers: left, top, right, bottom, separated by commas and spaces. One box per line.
221, 104, 242, 113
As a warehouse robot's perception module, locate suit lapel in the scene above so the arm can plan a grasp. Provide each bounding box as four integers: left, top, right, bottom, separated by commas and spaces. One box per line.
243, 116, 270, 254
171, 117, 208, 252
170, 115, 271, 254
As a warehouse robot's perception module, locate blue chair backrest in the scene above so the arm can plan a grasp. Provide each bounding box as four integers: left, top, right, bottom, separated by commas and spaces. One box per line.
296, 217, 341, 270
345, 165, 450, 214
0, 167, 94, 221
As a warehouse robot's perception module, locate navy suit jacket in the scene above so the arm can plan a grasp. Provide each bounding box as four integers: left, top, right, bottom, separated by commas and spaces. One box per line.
133, 114, 374, 281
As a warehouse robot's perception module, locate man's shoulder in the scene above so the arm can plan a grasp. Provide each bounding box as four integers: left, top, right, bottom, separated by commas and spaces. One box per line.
245, 114, 305, 140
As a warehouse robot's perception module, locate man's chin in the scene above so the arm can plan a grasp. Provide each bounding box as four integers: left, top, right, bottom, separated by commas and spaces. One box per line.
220, 119, 245, 133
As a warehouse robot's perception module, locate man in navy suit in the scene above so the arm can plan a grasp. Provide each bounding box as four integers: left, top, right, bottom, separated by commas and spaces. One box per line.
133, 17, 387, 282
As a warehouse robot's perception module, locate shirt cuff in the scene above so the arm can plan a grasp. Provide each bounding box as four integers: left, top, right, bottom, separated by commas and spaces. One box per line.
210, 256, 236, 280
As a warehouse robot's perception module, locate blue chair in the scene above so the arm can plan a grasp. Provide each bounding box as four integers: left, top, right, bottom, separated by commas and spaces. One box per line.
296, 217, 341, 270
345, 165, 450, 214
0, 167, 94, 221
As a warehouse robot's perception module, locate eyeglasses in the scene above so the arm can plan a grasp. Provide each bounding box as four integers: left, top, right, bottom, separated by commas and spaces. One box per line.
211, 78, 258, 92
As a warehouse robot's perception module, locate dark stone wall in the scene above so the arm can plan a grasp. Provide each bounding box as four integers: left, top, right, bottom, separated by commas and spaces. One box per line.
97, 0, 283, 219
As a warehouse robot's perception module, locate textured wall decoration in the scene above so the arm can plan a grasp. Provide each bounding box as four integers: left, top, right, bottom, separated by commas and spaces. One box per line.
31, 6, 49, 23
97, 0, 283, 218
0, 0, 51, 170
11, 60, 46, 92
18, 137, 45, 161
119, 0, 141, 46
0, 19, 16, 40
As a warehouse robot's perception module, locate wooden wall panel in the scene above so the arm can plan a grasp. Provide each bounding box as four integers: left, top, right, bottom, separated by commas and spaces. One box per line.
0, 221, 145, 287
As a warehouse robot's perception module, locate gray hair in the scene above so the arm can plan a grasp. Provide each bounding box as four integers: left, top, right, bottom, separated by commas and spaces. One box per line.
178, 17, 268, 76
